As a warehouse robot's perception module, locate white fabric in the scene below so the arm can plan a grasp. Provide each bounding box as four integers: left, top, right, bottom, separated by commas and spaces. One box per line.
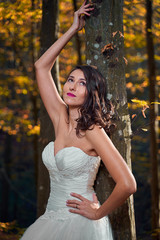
21, 141, 113, 240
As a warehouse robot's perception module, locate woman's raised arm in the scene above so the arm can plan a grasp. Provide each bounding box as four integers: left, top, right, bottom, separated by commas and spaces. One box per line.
34, 1, 94, 126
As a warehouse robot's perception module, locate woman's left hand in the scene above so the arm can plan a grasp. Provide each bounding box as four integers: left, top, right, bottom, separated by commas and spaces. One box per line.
71, 1, 94, 32
66, 192, 100, 220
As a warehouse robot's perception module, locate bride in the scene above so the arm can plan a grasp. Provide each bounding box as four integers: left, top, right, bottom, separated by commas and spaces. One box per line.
21, 1, 136, 239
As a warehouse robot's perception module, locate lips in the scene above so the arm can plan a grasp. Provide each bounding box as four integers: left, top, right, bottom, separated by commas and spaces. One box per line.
67, 93, 76, 97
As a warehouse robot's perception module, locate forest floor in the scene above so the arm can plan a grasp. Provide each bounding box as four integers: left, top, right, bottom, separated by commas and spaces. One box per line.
0, 232, 20, 240
0, 221, 24, 240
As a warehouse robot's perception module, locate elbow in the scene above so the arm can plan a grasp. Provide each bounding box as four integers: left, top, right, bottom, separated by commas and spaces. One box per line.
34, 60, 41, 70
124, 177, 137, 195
34, 61, 50, 72
118, 175, 137, 197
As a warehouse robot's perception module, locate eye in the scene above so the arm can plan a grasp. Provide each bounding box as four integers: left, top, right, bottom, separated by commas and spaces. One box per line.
67, 78, 73, 82
79, 81, 86, 86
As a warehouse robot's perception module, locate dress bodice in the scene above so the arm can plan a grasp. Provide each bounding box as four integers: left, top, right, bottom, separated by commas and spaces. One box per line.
42, 142, 101, 216
21, 142, 113, 240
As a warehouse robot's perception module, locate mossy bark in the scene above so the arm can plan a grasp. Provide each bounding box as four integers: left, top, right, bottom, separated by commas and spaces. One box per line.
85, 0, 136, 239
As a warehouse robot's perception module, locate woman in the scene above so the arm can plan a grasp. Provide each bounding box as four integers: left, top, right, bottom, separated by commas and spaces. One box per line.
21, 1, 136, 239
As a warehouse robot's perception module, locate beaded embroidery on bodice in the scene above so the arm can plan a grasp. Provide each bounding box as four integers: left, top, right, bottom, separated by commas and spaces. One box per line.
41, 141, 101, 220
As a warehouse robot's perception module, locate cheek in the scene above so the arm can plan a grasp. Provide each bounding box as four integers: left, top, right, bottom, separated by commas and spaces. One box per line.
80, 89, 88, 103
83, 88, 88, 98
63, 83, 68, 94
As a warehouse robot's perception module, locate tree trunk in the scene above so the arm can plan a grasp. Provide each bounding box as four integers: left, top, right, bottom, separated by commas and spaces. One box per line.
30, 0, 39, 190
72, 0, 82, 65
37, 0, 60, 217
146, 0, 159, 238
1, 133, 12, 221
85, 1, 136, 239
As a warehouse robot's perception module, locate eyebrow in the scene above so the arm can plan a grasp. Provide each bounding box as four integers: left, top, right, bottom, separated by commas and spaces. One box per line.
69, 75, 86, 81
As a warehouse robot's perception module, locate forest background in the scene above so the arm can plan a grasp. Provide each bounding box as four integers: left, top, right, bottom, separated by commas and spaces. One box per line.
0, 0, 160, 239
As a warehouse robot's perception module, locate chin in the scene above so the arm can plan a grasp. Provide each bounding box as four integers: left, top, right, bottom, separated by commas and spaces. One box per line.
64, 101, 81, 109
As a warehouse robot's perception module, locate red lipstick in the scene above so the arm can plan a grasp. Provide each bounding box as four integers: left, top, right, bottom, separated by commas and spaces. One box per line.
67, 93, 76, 97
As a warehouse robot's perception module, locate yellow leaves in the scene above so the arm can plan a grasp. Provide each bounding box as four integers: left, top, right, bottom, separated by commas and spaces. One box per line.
136, 68, 144, 77
130, 99, 160, 119
16, 88, 28, 95
151, 102, 160, 105
141, 80, 148, 88
125, 73, 130, 78
131, 99, 149, 106
126, 54, 147, 63
126, 82, 146, 93
131, 99, 149, 118
156, 116, 160, 121
0, 220, 23, 235
27, 125, 40, 136
141, 128, 148, 132
0, 87, 9, 97
22, 89, 27, 95
156, 75, 160, 81
154, 55, 160, 61
126, 82, 133, 88
147, 28, 152, 33
14, 76, 30, 86
132, 114, 137, 119
23, 114, 29, 120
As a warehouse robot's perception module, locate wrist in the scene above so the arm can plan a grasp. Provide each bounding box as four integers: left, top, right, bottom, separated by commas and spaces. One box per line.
95, 208, 101, 220
69, 25, 79, 34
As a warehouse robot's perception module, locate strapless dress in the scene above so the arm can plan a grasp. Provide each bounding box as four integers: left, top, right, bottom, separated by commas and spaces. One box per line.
20, 141, 113, 240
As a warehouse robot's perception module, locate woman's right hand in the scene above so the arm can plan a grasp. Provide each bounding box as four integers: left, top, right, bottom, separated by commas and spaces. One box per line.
71, 1, 94, 32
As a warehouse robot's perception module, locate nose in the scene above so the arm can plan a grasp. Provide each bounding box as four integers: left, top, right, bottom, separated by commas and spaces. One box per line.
69, 82, 76, 91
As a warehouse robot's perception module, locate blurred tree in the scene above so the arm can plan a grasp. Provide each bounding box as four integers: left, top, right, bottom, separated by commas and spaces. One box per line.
37, 0, 60, 217
123, 0, 160, 238
85, 0, 136, 239
1, 134, 12, 221
146, 0, 159, 238
0, 0, 41, 224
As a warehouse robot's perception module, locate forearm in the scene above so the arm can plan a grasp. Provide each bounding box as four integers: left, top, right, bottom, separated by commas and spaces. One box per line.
96, 182, 136, 219
35, 26, 77, 71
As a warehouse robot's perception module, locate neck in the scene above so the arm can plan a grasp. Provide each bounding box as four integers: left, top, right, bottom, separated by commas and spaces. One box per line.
68, 107, 80, 132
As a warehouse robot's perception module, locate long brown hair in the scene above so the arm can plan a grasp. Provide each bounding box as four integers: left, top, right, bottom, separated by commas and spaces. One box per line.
67, 65, 116, 137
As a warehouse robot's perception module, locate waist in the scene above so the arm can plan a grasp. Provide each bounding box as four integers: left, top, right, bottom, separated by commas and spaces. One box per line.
46, 186, 94, 212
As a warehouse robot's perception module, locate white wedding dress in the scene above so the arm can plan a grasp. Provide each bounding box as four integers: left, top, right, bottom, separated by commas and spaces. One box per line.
20, 141, 113, 240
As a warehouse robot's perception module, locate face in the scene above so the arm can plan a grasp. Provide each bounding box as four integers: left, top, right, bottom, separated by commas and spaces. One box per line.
63, 69, 87, 107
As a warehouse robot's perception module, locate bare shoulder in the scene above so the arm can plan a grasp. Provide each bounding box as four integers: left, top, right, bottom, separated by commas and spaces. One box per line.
86, 125, 110, 145
85, 124, 115, 158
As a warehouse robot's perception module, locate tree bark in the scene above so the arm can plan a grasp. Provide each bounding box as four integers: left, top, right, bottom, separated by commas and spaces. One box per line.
37, 0, 60, 217
72, 0, 82, 65
30, 0, 39, 191
85, 0, 136, 239
146, 0, 159, 238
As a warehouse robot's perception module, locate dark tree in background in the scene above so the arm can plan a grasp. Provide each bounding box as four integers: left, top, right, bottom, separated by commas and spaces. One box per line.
85, 0, 136, 239
146, 0, 159, 239
72, 0, 83, 65
37, 0, 60, 217
1, 134, 12, 221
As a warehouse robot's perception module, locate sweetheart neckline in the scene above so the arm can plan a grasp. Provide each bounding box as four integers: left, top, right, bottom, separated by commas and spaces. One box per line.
50, 141, 99, 158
